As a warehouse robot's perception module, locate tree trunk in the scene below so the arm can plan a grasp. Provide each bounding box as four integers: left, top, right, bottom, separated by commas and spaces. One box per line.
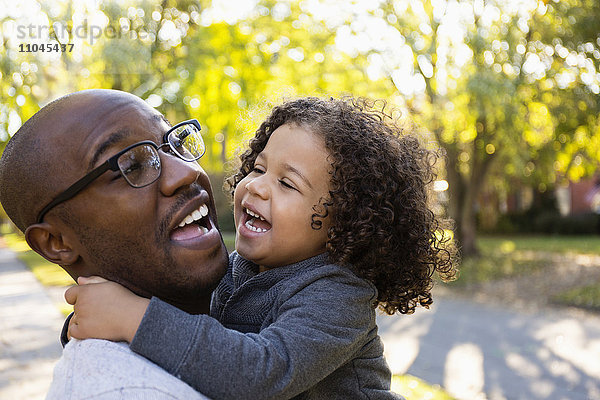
445, 148, 480, 257
460, 183, 479, 256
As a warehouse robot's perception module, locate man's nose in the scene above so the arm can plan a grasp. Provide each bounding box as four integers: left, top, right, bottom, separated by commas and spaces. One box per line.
245, 175, 269, 200
159, 152, 202, 196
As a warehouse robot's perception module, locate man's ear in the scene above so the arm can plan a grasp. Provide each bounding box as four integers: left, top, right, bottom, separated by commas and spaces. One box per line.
24, 223, 79, 266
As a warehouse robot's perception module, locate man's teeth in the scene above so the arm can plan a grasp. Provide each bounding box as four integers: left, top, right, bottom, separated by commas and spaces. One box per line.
178, 204, 209, 228
245, 208, 265, 221
245, 220, 268, 233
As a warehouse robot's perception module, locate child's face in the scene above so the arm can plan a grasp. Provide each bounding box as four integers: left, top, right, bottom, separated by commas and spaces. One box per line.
234, 123, 331, 269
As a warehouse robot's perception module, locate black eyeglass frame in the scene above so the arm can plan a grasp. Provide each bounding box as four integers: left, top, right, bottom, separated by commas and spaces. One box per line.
36, 119, 204, 224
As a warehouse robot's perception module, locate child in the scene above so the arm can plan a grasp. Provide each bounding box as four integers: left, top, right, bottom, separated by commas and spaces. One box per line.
67, 96, 456, 399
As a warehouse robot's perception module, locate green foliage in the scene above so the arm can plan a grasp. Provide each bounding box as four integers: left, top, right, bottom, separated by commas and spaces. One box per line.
1, 0, 599, 253
364, 0, 600, 253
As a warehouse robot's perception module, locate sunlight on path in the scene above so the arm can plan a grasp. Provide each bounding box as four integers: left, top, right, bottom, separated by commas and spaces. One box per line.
444, 343, 485, 400
378, 296, 600, 400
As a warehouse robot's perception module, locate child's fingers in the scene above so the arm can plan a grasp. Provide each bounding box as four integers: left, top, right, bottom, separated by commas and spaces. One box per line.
78, 276, 107, 285
64, 285, 79, 305
68, 316, 81, 340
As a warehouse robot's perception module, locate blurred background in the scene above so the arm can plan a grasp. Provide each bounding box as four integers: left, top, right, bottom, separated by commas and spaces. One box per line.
1, 0, 600, 399
1, 0, 599, 250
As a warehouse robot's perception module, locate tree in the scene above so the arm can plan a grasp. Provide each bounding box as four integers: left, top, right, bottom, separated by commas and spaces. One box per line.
3, 0, 597, 246
347, 0, 600, 255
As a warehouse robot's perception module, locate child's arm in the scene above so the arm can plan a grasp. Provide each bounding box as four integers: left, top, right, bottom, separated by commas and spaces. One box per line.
128, 267, 383, 400
65, 277, 150, 343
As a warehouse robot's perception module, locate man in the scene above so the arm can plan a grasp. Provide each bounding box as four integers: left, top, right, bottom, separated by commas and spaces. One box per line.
0, 89, 229, 398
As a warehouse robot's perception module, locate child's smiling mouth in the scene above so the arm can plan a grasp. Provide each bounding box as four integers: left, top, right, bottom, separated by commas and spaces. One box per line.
243, 207, 272, 233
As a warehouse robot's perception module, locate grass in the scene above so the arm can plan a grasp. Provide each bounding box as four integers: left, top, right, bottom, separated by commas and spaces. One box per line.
552, 285, 600, 312
392, 375, 455, 399
449, 253, 548, 286
449, 234, 600, 287
449, 234, 600, 311
477, 234, 600, 255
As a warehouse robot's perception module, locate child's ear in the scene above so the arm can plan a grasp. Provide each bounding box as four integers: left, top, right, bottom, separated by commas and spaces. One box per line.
25, 223, 79, 266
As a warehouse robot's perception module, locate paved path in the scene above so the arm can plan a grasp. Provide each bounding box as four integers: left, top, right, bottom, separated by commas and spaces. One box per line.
0, 248, 64, 400
2, 245, 600, 400
378, 296, 600, 400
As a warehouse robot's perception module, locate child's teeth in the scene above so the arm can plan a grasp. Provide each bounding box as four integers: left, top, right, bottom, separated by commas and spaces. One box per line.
245, 219, 267, 233
246, 208, 265, 221
192, 210, 202, 220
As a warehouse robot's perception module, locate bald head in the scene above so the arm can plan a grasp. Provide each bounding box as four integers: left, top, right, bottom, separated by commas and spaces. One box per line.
0, 89, 155, 231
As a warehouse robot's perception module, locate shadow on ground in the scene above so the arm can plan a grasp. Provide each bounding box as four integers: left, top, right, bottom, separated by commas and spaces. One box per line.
378, 295, 600, 400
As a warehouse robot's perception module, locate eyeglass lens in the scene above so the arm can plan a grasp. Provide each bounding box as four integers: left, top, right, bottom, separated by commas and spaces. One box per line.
117, 144, 161, 187
115, 122, 204, 187
168, 124, 205, 161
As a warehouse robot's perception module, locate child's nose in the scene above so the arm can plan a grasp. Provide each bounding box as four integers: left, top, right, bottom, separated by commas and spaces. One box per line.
245, 176, 269, 199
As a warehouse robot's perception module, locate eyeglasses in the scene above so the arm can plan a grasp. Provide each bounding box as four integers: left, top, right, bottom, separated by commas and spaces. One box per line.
36, 119, 205, 224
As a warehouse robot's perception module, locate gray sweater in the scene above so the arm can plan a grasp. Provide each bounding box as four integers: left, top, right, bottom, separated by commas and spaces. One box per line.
130, 252, 404, 400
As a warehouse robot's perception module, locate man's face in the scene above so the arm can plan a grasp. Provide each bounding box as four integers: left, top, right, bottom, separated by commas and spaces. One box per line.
45, 91, 228, 308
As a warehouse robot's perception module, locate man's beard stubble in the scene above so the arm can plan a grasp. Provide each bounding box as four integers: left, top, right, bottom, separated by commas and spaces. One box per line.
66, 194, 220, 308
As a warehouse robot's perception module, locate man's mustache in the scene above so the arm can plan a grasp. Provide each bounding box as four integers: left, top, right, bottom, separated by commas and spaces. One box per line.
157, 184, 205, 239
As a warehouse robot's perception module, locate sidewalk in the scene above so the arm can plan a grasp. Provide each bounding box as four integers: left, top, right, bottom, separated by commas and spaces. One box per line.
0, 248, 64, 400
378, 294, 600, 400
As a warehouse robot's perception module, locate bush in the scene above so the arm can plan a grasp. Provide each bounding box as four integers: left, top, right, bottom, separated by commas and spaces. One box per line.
486, 212, 600, 235
532, 211, 562, 233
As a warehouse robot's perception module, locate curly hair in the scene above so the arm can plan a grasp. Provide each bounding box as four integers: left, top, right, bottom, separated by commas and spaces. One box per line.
227, 97, 457, 315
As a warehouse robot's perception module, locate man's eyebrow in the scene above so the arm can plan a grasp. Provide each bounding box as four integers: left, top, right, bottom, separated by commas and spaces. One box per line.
155, 114, 171, 127
88, 129, 130, 170
88, 114, 169, 170
283, 162, 313, 190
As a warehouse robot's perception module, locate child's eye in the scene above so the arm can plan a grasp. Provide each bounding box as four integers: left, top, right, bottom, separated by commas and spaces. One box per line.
251, 167, 265, 174
279, 179, 296, 190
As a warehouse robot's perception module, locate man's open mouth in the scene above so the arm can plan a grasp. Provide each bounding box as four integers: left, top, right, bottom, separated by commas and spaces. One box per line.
171, 203, 212, 240
244, 207, 272, 233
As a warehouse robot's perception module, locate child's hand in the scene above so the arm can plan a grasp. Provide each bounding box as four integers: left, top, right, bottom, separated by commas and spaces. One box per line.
64, 276, 150, 343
